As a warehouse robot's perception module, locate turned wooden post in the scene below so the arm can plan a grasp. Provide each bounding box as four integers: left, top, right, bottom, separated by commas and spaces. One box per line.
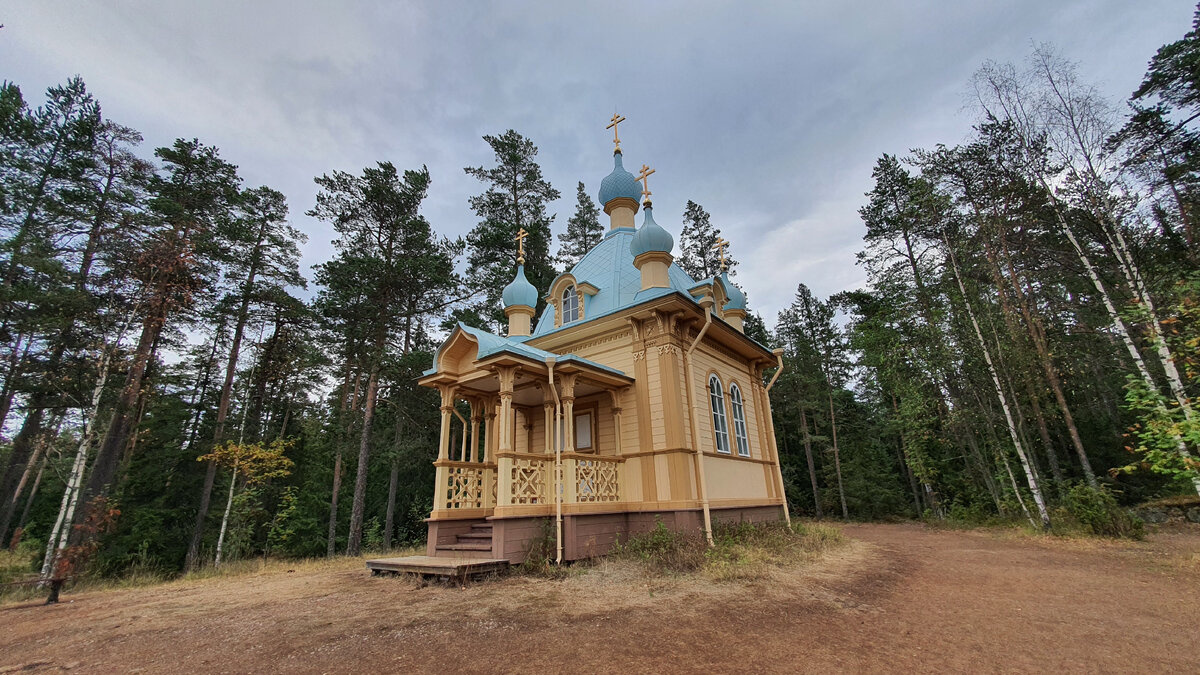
560, 373, 578, 504
495, 366, 518, 508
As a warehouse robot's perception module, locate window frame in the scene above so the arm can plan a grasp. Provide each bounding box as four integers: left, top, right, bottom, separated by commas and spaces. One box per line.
708, 374, 731, 454
561, 285, 580, 324
729, 382, 751, 458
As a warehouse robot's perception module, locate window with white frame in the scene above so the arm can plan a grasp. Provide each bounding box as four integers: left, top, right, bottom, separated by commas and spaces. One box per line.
729, 383, 750, 457
561, 285, 580, 323
709, 374, 731, 454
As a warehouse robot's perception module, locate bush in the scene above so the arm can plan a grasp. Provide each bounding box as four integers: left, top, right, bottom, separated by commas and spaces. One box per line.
1063, 484, 1144, 540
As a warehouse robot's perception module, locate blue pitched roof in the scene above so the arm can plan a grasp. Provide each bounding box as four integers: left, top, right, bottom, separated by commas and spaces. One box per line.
532, 228, 697, 337
425, 322, 629, 378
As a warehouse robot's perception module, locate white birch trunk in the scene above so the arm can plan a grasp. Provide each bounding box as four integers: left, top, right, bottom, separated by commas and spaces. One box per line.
214, 461, 238, 568
40, 347, 113, 580
944, 233, 1051, 527
1000, 449, 1035, 527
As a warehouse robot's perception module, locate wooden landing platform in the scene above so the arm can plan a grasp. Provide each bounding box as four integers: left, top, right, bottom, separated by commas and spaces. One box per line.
365, 555, 509, 581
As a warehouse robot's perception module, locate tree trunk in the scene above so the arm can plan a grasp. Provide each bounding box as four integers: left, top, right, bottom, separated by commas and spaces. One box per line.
186, 290, 257, 572
69, 311, 162, 542
9, 453, 46, 550
214, 464, 238, 567
384, 460, 399, 551
346, 358, 382, 556
798, 406, 822, 518
944, 231, 1050, 528
828, 392, 849, 520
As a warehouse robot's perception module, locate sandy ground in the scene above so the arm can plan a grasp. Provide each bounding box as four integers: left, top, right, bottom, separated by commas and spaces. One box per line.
2, 522, 1198, 674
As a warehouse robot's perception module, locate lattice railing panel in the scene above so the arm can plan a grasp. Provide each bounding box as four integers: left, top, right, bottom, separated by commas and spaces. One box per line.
510, 458, 546, 504
576, 459, 620, 502
445, 465, 484, 509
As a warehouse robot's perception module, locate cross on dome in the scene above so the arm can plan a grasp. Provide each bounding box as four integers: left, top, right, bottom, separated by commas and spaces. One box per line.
514, 227, 528, 265
712, 236, 729, 272
636, 164, 655, 206
606, 113, 626, 153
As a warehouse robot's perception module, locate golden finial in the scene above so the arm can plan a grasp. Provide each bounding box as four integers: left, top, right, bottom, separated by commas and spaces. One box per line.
606, 112, 626, 153
712, 236, 729, 272
514, 227, 528, 265
636, 164, 656, 206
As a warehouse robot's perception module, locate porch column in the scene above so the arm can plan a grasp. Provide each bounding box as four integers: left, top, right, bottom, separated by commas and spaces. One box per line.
434, 384, 457, 513
559, 373, 578, 504
470, 400, 483, 463
608, 388, 626, 456
495, 366, 518, 508
437, 385, 456, 461
484, 401, 496, 463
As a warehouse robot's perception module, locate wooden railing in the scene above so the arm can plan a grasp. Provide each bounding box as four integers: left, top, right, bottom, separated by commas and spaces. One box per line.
434, 461, 496, 511
573, 455, 622, 503
434, 453, 624, 517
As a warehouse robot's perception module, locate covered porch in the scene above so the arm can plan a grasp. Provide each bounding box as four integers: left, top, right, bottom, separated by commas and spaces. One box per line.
419, 345, 635, 526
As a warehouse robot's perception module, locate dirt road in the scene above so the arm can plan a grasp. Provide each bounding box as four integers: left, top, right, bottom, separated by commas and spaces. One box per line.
3, 523, 1198, 673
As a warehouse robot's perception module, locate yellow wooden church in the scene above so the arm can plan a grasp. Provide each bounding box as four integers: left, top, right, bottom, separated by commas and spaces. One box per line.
415, 119, 788, 565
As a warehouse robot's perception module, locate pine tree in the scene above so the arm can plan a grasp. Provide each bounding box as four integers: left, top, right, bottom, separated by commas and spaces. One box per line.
556, 181, 602, 269
309, 163, 460, 556
677, 200, 738, 280
462, 130, 559, 329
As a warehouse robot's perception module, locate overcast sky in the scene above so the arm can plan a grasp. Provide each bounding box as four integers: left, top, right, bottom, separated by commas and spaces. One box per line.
3, 1, 1194, 326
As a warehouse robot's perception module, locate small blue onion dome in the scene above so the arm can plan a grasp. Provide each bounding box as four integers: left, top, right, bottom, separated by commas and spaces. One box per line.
630, 205, 674, 257
597, 152, 643, 207
502, 265, 538, 308
721, 271, 747, 311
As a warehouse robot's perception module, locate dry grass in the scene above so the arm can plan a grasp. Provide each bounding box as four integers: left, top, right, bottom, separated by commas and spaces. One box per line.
0, 545, 424, 607
601, 519, 845, 582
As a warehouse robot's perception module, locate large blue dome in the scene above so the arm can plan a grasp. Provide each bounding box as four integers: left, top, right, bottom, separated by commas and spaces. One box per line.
597, 152, 643, 208
630, 205, 674, 257
502, 265, 538, 308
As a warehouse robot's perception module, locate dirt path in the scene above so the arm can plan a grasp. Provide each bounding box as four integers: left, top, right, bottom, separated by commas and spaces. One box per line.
3, 523, 1198, 673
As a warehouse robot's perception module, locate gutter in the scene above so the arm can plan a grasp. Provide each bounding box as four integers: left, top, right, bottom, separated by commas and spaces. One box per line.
682, 297, 716, 546
763, 348, 791, 526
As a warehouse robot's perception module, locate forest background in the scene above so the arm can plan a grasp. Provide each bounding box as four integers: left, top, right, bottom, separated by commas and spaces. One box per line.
3, 8, 1200, 581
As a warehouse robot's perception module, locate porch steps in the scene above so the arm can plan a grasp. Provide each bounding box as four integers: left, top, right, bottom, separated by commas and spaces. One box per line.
365, 555, 509, 582
433, 522, 497, 560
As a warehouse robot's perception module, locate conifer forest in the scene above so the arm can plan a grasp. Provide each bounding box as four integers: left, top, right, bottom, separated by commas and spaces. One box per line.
3, 10, 1200, 583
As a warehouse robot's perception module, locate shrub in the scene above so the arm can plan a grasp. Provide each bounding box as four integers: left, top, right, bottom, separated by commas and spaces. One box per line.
1063, 484, 1144, 539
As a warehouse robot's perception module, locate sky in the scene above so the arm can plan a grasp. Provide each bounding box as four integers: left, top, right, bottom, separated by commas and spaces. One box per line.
2, 1, 1195, 326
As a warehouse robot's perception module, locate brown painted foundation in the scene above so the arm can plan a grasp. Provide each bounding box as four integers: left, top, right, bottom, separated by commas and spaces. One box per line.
426, 505, 786, 564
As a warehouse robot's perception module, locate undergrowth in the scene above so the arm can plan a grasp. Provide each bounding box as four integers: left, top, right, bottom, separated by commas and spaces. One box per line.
611, 518, 844, 581
923, 484, 1145, 540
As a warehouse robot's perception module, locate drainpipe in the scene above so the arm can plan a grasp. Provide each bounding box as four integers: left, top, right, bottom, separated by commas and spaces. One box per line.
683, 297, 716, 546
545, 357, 563, 564
764, 348, 791, 526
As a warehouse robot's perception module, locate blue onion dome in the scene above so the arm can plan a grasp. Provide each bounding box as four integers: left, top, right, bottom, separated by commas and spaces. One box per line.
502, 265, 538, 308
597, 152, 643, 208
721, 271, 747, 311
630, 205, 674, 257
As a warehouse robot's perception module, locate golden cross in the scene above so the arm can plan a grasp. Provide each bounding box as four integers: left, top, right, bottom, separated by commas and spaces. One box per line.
636, 164, 656, 204
712, 237, 729, 271
606, 112, 626, 152
514, 227, 528, 265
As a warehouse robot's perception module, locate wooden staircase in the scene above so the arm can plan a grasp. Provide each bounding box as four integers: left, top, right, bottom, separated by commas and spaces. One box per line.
434, 522, 495, 559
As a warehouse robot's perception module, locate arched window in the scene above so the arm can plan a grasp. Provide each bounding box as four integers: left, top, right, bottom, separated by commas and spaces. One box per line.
708, 375, 731, 454
561, 285, 579, 324
729, 383, 750, 457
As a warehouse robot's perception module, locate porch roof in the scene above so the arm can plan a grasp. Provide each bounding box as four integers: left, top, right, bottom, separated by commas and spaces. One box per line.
423, 323, 632, 382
